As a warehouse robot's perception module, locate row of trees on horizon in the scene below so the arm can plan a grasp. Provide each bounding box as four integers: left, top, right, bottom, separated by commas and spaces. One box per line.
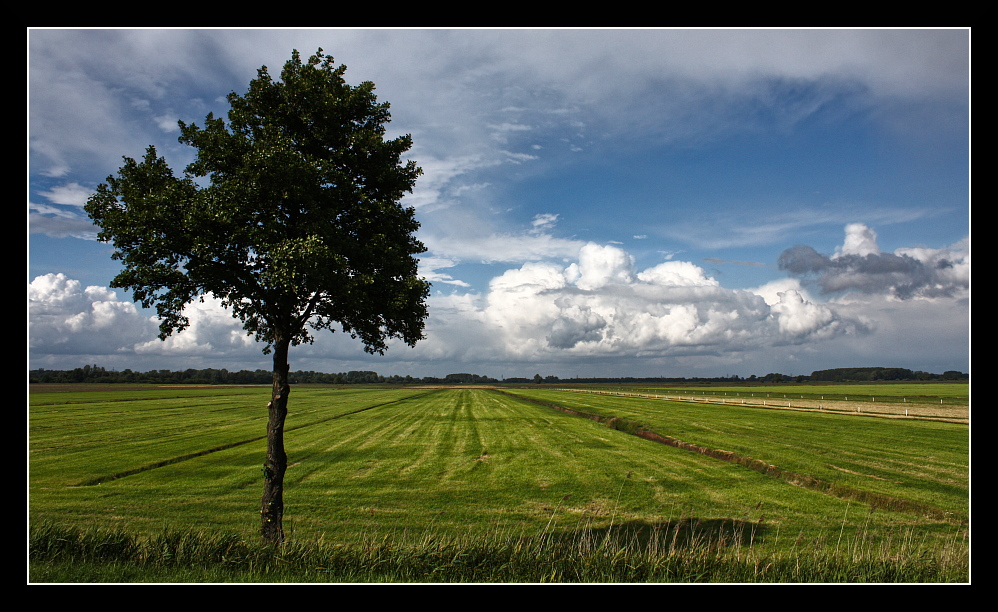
29, 365, 968, 386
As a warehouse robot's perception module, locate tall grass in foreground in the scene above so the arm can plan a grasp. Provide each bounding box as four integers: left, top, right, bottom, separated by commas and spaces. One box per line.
29, 520, 968, 583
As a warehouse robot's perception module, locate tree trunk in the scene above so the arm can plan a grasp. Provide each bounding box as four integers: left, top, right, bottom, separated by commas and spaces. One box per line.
261, 337, 291, 544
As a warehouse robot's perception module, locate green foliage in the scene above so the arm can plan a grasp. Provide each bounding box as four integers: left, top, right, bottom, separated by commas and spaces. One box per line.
810, 367, 968, 382
84, 48, 429, 355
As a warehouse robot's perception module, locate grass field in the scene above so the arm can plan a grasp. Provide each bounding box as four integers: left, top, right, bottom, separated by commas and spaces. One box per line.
557, 383, 969, 420
28, 383, 970, 582
503, 388, 967, 520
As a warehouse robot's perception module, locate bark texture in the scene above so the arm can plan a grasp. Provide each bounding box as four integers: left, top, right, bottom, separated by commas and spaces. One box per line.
261, 339, 291, 544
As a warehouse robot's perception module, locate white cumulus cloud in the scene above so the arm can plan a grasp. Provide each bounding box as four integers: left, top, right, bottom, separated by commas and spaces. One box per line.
28, 273, 156, 355
474, 242, 859, 362
834, 222, 881, 259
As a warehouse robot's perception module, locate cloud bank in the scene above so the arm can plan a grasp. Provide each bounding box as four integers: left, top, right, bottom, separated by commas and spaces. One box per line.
476, 243, 853, 362
29, 223, 965, 377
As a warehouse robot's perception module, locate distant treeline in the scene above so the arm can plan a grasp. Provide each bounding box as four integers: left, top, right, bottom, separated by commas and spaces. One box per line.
808, 367, 967, 382
27, 365, 499, 386
28, 364, 966, 386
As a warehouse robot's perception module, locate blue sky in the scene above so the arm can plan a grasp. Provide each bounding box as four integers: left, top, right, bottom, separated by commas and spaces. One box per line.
28, 28, 970, 379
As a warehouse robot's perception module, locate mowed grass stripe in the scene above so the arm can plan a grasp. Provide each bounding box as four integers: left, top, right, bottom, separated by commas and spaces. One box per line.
31, 391, 271, 486
29, 386, 429, 487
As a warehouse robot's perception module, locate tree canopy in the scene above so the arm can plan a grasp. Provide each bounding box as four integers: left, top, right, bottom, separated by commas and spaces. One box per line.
85, 49, 429, 356
84, 48, 430, 543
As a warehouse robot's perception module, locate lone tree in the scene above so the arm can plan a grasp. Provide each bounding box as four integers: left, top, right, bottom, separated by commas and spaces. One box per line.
85, 49, 430, 544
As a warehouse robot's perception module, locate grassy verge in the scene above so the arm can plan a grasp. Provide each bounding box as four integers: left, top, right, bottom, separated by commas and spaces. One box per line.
29, 520, 968, 583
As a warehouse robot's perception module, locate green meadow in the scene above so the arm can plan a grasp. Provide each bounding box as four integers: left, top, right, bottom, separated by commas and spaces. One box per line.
29, 383, 969, 582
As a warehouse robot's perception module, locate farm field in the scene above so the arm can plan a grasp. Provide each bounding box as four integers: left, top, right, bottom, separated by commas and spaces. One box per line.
502, 388, 968, 522
28, 383, 969, 582
556, 382, 969, 421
